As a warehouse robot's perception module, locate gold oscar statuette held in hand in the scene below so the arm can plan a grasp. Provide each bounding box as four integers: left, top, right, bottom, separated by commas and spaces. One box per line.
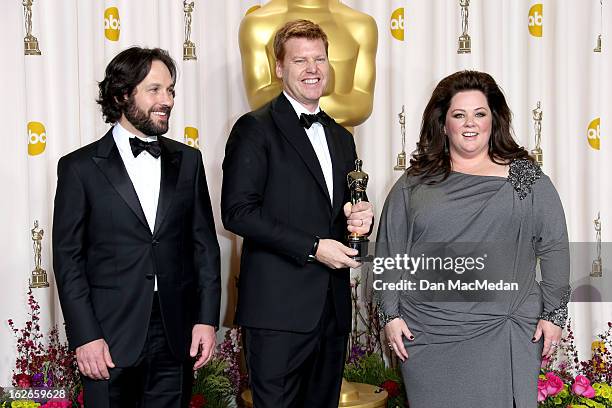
23, 0, 41, 55
394, 105, 407, 171
30, 220, 49, 288
531, 101, 543, 167
457, 0, 471, 54
183, 1, 197, 60
347, 159, 370, 261
591, 212, 602, 277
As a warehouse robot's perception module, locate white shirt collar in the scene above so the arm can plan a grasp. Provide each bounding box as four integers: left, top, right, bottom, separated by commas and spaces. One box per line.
112, 122, 158, 154
283, 91, 321, 118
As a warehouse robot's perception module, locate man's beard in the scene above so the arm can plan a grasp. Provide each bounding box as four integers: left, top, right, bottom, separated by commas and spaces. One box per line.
123, 97, 171, 136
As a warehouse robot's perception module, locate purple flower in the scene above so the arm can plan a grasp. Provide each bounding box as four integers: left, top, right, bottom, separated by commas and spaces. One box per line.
32, 372, 44, 387
347, 345, 366, 364
46, 371, 54, 387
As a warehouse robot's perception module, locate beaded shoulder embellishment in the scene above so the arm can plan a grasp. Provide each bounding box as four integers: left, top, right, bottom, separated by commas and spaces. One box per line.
507, 159, 542, 200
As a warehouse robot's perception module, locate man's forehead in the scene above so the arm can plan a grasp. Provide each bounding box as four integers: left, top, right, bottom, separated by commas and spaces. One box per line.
283, 38, 326, 55
138, 63, 175, 85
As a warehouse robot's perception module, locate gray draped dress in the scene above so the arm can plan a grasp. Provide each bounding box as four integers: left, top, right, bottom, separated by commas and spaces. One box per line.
375, 160, 570, 408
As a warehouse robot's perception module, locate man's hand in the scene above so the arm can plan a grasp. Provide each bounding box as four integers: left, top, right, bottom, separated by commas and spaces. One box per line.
190, 324, 216, 370
75, 338, 115, 380
315, 239, 360, 269
344, 201, 374, 236
533, 319, 562, 358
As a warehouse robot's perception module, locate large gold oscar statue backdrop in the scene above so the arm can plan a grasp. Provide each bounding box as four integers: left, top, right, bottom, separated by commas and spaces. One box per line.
239, 0, 378, 127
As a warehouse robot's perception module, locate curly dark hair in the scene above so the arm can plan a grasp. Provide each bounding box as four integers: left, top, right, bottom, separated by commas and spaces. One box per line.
408, 70, 533, 183
97, 47, 177, 124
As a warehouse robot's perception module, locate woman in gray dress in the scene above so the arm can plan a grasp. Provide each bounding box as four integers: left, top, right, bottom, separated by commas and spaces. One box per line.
376, 71, 570, 408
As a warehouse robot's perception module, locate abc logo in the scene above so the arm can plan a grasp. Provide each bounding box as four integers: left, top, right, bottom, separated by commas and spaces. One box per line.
390, 8, 405, 41
28, 121, 46, 156
528, 4, 543, 37
184, 127, 199, 149
246, 5, 261, 15
104, 7, 121, 41
587, 117, 600, 150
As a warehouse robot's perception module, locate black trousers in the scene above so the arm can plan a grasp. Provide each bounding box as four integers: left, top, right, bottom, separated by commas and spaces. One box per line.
82, 293, 192, 408
244, 290, 349, 408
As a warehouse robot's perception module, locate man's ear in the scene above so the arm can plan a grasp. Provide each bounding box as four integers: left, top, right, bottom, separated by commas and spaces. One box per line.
275, 61, 283, 80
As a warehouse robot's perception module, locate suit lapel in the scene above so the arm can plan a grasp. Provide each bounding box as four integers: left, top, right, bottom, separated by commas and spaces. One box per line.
271, 94, 332, 207
92, 129, 150, 233
153, 137, 181, 236
324, 124, 347, 220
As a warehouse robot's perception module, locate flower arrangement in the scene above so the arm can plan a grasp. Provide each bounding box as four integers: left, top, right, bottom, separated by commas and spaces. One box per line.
345, 276, 407, 407
538, 319, 612, 407
3, 289, 245, 408
189, 327, 244, 408
1, 290, 80, 407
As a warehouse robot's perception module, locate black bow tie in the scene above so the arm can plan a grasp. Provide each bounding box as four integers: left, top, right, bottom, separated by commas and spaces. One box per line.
299, 110, 331, 129
129, 137, 161, 158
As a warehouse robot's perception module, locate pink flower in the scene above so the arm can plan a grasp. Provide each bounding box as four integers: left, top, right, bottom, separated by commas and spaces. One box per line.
15, 373, 31, 388
544, 372, 564, 396
537, 378, 548, 401
40, 401, 71, 408
571, 375, 595, 398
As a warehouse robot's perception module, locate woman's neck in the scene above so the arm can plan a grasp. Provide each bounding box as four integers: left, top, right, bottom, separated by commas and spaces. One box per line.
451, 153, 508, 177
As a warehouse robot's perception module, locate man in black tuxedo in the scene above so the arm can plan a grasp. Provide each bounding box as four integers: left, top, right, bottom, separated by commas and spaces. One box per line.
52, 47, 221, 407
222, 20, 374, 407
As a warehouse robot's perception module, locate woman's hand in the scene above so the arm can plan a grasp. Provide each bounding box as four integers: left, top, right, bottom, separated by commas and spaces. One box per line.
533, 319, 562, 358
384, 317, 414, 362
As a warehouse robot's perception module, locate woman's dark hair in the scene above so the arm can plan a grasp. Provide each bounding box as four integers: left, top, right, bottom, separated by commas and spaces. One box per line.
408, 70, 533, 183
97, 47, 177, 123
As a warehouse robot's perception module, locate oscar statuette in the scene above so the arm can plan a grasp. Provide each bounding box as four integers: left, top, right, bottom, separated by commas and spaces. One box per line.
394, 106, 407, 171
30, 220, 49, 288
531, 101, 543, 167
183, 1, 197, 60
591, 212, 602, 277
347, 160, 370, 261
23, 0, 41, 55
457, 0, 471, 54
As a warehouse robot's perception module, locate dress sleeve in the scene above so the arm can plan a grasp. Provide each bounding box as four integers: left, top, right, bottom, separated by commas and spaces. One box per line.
375, 175, 412, 325
532, 174, 571, 328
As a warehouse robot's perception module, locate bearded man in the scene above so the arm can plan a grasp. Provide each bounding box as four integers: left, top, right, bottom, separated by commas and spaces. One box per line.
52, 47, 221, 408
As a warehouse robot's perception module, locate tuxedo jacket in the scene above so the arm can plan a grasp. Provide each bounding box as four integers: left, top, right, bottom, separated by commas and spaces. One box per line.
52, 129, 221, 366
221, 93, 357, 334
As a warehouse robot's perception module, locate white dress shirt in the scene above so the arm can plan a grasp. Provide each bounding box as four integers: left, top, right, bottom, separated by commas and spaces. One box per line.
113, 123, 161, 290
284, 92, 334, 203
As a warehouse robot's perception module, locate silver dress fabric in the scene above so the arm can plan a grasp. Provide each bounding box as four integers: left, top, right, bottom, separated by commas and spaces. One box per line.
376, 160, 570, 408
